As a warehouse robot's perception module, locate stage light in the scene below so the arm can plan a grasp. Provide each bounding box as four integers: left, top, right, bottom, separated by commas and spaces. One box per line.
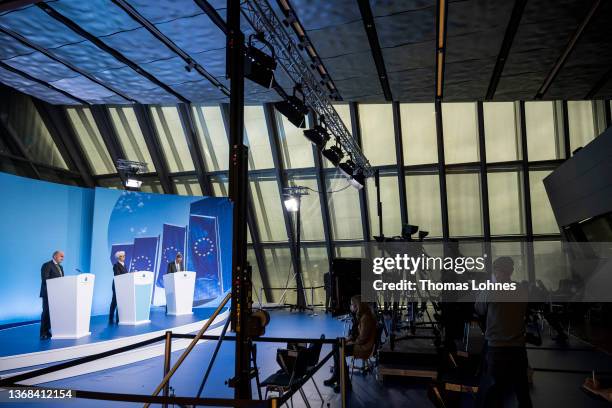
284, 196, 299, 212
338, 159, 356, 179
322, 144, 344, 166
303, 125, 330, 148
244, 34, 277, 89
348, 170, 365, 190
274, 85, 308, 128
125, 178, 142, 189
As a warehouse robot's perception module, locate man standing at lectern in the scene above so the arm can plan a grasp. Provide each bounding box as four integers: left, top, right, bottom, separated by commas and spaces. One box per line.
109, 251, 128, 324
40, 250, 64, 340
167, 252, 184, 274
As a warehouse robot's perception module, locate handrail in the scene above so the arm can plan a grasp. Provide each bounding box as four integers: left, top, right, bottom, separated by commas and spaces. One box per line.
144, 292, 231, 408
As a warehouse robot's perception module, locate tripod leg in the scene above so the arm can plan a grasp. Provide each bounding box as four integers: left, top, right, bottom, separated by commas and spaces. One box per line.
251, 344, 263, 400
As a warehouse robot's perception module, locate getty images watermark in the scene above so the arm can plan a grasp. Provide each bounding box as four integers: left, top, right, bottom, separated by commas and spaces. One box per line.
359, 241, 612, 303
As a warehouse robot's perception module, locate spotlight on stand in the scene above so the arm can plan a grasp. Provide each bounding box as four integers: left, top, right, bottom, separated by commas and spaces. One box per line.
274, 85, 308, 128
244, 33, 277, 89
284, 196, 299, 212
303, 117, 330, 148
116, 159, 147, 191
322, 139, 344, 166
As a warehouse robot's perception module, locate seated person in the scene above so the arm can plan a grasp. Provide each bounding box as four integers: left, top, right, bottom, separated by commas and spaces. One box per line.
324, 295, 377, 392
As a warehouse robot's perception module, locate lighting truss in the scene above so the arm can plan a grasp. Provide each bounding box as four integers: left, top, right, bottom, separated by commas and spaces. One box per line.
241, 0, 374, 177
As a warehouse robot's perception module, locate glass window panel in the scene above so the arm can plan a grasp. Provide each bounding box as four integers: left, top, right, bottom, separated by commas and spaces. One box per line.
3, 94, 67, 169
287, 175, 325, 241
211, 176, 229, 197
277, 111, 314, 169
534, 241, 569, 290
192, 105, 229, 172
108, 107, 155, 171
405, 173, 443, 238
334, 245, 365, 258
301, 246, 328, 306
442, 103, 479, 164
484, 102, 520, 163
401, 103, 438, 165
248, 248, 265, 305
67, 107, 115, 175
568, 101, 596, 152
149, 106, 194, 173
98, 178, 124, 189
488, 171, 524, 235
446, 172, 482, 237
359, 104, 396, 166
490, 241, 528, 283
140, 178, 163, 194
173, 176, 203, 196
326, 175, 363, 240
529, 170, 558, 234
251, 176, 287, 242
244, 106, 274, 170
366, 172, 401, 237
325, 104, 353, 169
263, 247, 295, 304
525, 101, 561, 161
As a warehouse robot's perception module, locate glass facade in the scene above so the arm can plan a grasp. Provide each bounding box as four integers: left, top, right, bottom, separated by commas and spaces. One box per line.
7, 94, 608, 305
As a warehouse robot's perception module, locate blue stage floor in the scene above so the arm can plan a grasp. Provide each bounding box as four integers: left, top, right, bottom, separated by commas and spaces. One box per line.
0, 307, 222, 358
3, 310, 612, 407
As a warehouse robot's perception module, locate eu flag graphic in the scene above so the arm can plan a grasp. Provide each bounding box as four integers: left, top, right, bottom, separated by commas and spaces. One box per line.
156, 224, 187, 288
129, 236, 159, 273
109, 243, 134, 269
187, 215, 222, 302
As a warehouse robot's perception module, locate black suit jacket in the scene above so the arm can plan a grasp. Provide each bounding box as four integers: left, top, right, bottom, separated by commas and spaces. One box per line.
40, 261, 64, 298
113, 262, 128, 276
167, 261, 183, 274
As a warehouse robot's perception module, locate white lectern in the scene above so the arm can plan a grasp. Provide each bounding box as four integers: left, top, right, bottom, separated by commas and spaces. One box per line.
164, 271, 196, 316
47, 273, 95, 339
115, 271, 154, 325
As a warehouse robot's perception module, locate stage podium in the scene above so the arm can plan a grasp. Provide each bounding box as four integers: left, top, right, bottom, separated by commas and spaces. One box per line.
47, 274, 95, 339
164, 271, 196, 316
115, 271, 154, 325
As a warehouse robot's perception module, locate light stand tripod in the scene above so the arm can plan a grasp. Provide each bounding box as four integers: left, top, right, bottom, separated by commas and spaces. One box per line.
281, 186, 315, 313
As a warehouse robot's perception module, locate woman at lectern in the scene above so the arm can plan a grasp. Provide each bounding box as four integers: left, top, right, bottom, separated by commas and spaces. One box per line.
109, 251, 127, 324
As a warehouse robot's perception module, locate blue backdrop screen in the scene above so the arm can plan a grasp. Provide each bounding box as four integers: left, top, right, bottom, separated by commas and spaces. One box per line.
0, 172, 232, 325
0, 173, 93, 325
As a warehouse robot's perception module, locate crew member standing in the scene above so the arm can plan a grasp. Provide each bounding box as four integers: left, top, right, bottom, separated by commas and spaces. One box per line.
40, 251, 64, 340
109, 251, 128, 324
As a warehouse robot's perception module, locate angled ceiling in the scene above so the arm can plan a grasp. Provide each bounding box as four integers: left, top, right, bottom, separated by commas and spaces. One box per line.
0, 0, 611, 105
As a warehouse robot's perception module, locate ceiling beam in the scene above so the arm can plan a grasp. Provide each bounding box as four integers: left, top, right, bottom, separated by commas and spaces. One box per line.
263, 103, 306, 306
434, 0, 449, 101
535, 0, 602, 99
0, 25, 135, 103
356, 0, 392, 101
585, 66, 612, 99
0, 0, 41, 13
0, 60, 88, 105
89, 105, 125, 174
37, 2, 190, 103
193, 0, 228, 35
176, 103, 213, 196
33, 99, 96, 187
0, 115, 41, 179
132, 104, 177, 195
112, 0, 229, 97
485, 0, 527, 100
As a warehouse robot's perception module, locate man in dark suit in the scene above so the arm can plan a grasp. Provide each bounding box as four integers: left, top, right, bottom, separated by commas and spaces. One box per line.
109, 251, 128, 324
40, 250, 64, 340
167, 253, 184, 274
